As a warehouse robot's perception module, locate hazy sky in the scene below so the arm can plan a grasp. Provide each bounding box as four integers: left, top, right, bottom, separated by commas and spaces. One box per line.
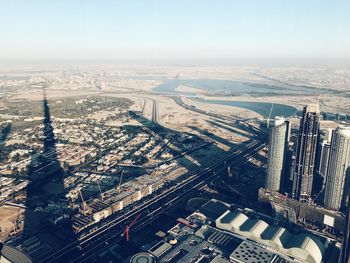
1, 0, 349, 62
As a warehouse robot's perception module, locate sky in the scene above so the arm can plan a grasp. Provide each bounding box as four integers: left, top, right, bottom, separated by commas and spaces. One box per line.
0, 0, 350, 63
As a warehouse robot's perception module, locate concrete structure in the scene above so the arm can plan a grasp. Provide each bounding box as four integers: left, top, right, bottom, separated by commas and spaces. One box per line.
130, 252, 156, 263
318, 141, 331, 186
266, 117, 288, 192
293, 104, 320, 202
323, 128, 333, 143
210, 256, 230, 263
229, 241, 276, 263
259, 188, 346, 232
148, 241, 172, 258
0, 243, 32, 263
216, 210, 327, 263
324, 126, 350, 211
131, 199, 338, 263
340, 195, 350, 263
72, 175, 163, 232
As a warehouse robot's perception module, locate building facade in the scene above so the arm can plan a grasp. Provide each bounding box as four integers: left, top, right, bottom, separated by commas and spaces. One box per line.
292, 104, 320, 202
324, 126, 350, 211
266, 117, 288, 192
318, 141, 331, 187
340, 195, 350, 263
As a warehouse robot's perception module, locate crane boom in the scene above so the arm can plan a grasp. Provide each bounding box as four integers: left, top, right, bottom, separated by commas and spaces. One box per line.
97, 180, 103, 201
227, 166, 232, 177
267, 103, 274, 128
123, 213, 141, 242
118, 170, 124, 194
79, 189, 87, 215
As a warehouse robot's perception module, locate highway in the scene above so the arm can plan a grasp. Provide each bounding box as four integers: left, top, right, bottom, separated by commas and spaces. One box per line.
151, 98, 160, 126
141, 99, 146, 117
41, 139, 265, 263
172, 96, 228, 121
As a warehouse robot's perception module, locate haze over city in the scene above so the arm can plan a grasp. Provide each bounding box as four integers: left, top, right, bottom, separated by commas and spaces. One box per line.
0, 1, 350, 263
1, 0, 350, 63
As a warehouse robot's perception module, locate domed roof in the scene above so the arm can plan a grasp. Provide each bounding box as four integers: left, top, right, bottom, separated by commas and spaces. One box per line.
130, 252, 156, 263
0, 243, 32, 263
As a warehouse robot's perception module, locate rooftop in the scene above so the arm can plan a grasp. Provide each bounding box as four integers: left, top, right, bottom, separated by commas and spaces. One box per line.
130, 199, 338, 263
0, 243, 32, 263
306, 104, 320, 114
216, 210, 326, 263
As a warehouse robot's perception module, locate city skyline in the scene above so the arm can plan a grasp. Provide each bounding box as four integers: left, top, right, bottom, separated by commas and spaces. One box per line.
293, 104, 320, 202
1, 1, 350, 262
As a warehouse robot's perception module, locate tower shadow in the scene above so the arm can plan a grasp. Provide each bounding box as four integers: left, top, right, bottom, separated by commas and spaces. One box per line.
0, 121, 12, 143
0, 121, 12, 161
21, 87, 75, 262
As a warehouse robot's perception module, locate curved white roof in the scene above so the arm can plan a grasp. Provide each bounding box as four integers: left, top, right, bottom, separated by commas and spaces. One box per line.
261, 226, 291, 248
286, 234, 325, 263
243, 219, 269, 237
216, 210, 248, 231
230, 212, 249, 229
215, 210, 326, 263
0, 244, 32, 263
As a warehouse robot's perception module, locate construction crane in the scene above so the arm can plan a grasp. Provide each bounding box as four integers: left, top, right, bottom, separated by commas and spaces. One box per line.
97, 180, 104, 201
117, 170, 124, 194
317, 95, 321, 109
122, 213, 141, 242
79, 189, 88, 215
266, 103, 274, 128
227, 166, 232, 177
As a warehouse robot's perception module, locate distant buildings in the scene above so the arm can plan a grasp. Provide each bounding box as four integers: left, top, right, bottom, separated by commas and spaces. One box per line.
324, 126, 350, 211
292, 104, 320, 202
265, 117, 289, 192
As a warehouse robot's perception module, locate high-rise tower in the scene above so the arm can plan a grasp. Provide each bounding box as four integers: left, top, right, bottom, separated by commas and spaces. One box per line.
266, 117, 288, 192
318, 142, 331, 184
340, 195, 350, 263
324, 126, 350, 211
292, 104, 320, 202
316, 128, 333, 185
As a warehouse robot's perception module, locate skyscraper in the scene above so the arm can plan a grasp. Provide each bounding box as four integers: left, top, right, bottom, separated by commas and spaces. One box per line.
292, 104, 320, 202
316, 129, 333, 177
340, 195, 350, 263
324, 126, 350, 211
318, 141, 331, 187
266, 117, 288, 192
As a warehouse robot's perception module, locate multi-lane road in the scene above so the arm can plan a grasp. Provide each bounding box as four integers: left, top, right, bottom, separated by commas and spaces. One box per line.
151, 98, 160, 126
41, 139, 265, 263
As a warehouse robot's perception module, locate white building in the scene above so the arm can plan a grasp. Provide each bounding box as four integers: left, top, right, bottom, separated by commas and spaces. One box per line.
266, 117, 288, 192
215, 210, 327, 263
324, 126, 350, 210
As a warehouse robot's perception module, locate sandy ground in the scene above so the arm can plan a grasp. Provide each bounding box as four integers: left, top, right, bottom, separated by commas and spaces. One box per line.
256, 67, 350, 91
182, 96, 262, 119
4, 86, 347, 153
88, 109, 120, 121
10, 89, 102, 101
107, 79, 162, 92
5, 71, 350, 115
96, 92, 253, 149
0, 206, 23, 241
195, 94, 350, 114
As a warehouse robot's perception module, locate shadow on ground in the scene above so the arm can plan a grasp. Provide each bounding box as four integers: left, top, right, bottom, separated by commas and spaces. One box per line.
21, 88, 76, 262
